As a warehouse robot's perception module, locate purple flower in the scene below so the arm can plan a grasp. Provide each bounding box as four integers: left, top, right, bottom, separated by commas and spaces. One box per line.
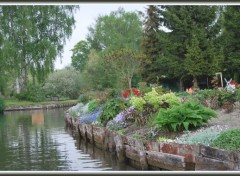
113, 106, 135, 123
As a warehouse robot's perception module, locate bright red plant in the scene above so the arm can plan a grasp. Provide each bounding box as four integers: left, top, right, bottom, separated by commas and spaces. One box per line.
122, 88, 143, 98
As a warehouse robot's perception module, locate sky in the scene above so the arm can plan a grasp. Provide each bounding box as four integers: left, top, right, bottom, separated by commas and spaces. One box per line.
54, 3, 149, 70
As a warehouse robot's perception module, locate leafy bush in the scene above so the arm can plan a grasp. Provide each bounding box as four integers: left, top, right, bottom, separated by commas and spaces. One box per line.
138, 82, 151, 94
88, 99, 99, 112
144, 88, 161, 109
0, 96, 5, 113
129, 96, 146, 111
43, 68, 81, 99
159, 93, 181, 108
211, 129, 240, 152
99, 98, 128, 124
26, 84, 45, 102
15, 84, 45, 102
175, 91, 189, 97
78, 94, 89, 104
154, 100, 217, 132
235, 88, 240, 101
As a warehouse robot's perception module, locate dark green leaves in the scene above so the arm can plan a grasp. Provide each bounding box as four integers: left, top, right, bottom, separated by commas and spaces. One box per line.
154, 99, 217, 132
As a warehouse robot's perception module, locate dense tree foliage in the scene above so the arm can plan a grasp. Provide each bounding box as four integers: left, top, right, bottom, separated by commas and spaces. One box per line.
0, 5, 79, 93
152, 6, 223, 90
104, 48, 145, 90
71, 40, 90, 71
86, 7, 142, 52
221, 6, 240, 82
43, 67, 81, 99
141, 5, 163, 83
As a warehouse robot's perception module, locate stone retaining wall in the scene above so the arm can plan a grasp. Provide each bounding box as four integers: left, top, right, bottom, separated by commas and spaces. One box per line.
5, 102, 77, 111
64, 112, 240, 171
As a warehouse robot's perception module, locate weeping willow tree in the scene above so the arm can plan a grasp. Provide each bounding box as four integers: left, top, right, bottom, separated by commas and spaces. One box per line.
0, 5, 79, 93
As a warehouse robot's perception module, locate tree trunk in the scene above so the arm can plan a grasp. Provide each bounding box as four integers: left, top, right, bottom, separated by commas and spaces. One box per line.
16, 77, 20, 94
179, 76, 184, 91
193, 76, 199, 89
21, 67, 27, 92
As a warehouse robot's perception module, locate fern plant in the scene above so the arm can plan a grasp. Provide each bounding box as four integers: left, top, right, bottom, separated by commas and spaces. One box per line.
154, 100, 217, 132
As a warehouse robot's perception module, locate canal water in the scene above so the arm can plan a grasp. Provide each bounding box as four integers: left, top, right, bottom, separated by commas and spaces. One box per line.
0, 108, 136, 171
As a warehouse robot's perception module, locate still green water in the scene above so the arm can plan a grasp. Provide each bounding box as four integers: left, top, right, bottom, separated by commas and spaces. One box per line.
0, 108, 135, 171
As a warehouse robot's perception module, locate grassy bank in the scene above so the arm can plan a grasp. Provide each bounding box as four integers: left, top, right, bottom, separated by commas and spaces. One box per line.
5, 99, 78, 108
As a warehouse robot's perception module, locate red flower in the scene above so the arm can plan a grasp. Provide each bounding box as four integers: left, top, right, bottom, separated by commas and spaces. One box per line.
122, 88, 143, 98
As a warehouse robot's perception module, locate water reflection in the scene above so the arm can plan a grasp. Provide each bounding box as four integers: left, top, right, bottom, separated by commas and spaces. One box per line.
0, 108, 136, 171
32, 112, 44, 125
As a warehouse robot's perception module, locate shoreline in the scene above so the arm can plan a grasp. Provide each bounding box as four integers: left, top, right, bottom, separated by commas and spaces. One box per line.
4, 102, 78, 111
64, 112, 240, 171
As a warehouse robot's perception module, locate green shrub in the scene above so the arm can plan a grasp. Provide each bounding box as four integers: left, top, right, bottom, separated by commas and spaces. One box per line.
212, 129, 240, 152
78, 94, 89, 104
235, 88, 240, 101
15, 84, 45, 102
99, 98, 128, 124
26, 84, 45, 102
138, 82, 151, 94
154, 100, 217, 132
144, 88, 161, 109
0, 96, 5, 113
159, 93, 181, 108
129, 96, 146, 111
175, 91, 189, 97
88, 99, 99, 112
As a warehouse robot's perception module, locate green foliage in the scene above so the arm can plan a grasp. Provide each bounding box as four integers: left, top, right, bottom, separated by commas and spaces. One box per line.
212, 129, 240, 152
138, 82, 152, 94
175, 92, 190, 97
154, 100, 217, 132
221, 6, 240, 79
78, 94, 89, 104
43, 68, 81, 99
0, 96, 5, 113
130, 134, 146, 140
104, 48, 145, 91
87, 7, 142, 52
129, 96, 146, 111
25, 83, 45, 102
88, 99, 99, 113
99, 99, 128, 124
15, 83, 45, 102
235, 88, 240, 102
0, 6, 79, 93
144, 88, 161, 109
141, 5, 162, 83
116, 129, 127, 135
71, 40, 91, 71
159, 93, 181, 108
82, 49, 118, 90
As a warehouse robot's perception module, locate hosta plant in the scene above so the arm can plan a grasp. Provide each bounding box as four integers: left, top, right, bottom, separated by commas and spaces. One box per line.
154, 100, 217, 132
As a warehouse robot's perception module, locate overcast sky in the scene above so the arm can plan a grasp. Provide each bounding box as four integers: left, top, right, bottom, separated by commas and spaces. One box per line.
54, 3, 149, 70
